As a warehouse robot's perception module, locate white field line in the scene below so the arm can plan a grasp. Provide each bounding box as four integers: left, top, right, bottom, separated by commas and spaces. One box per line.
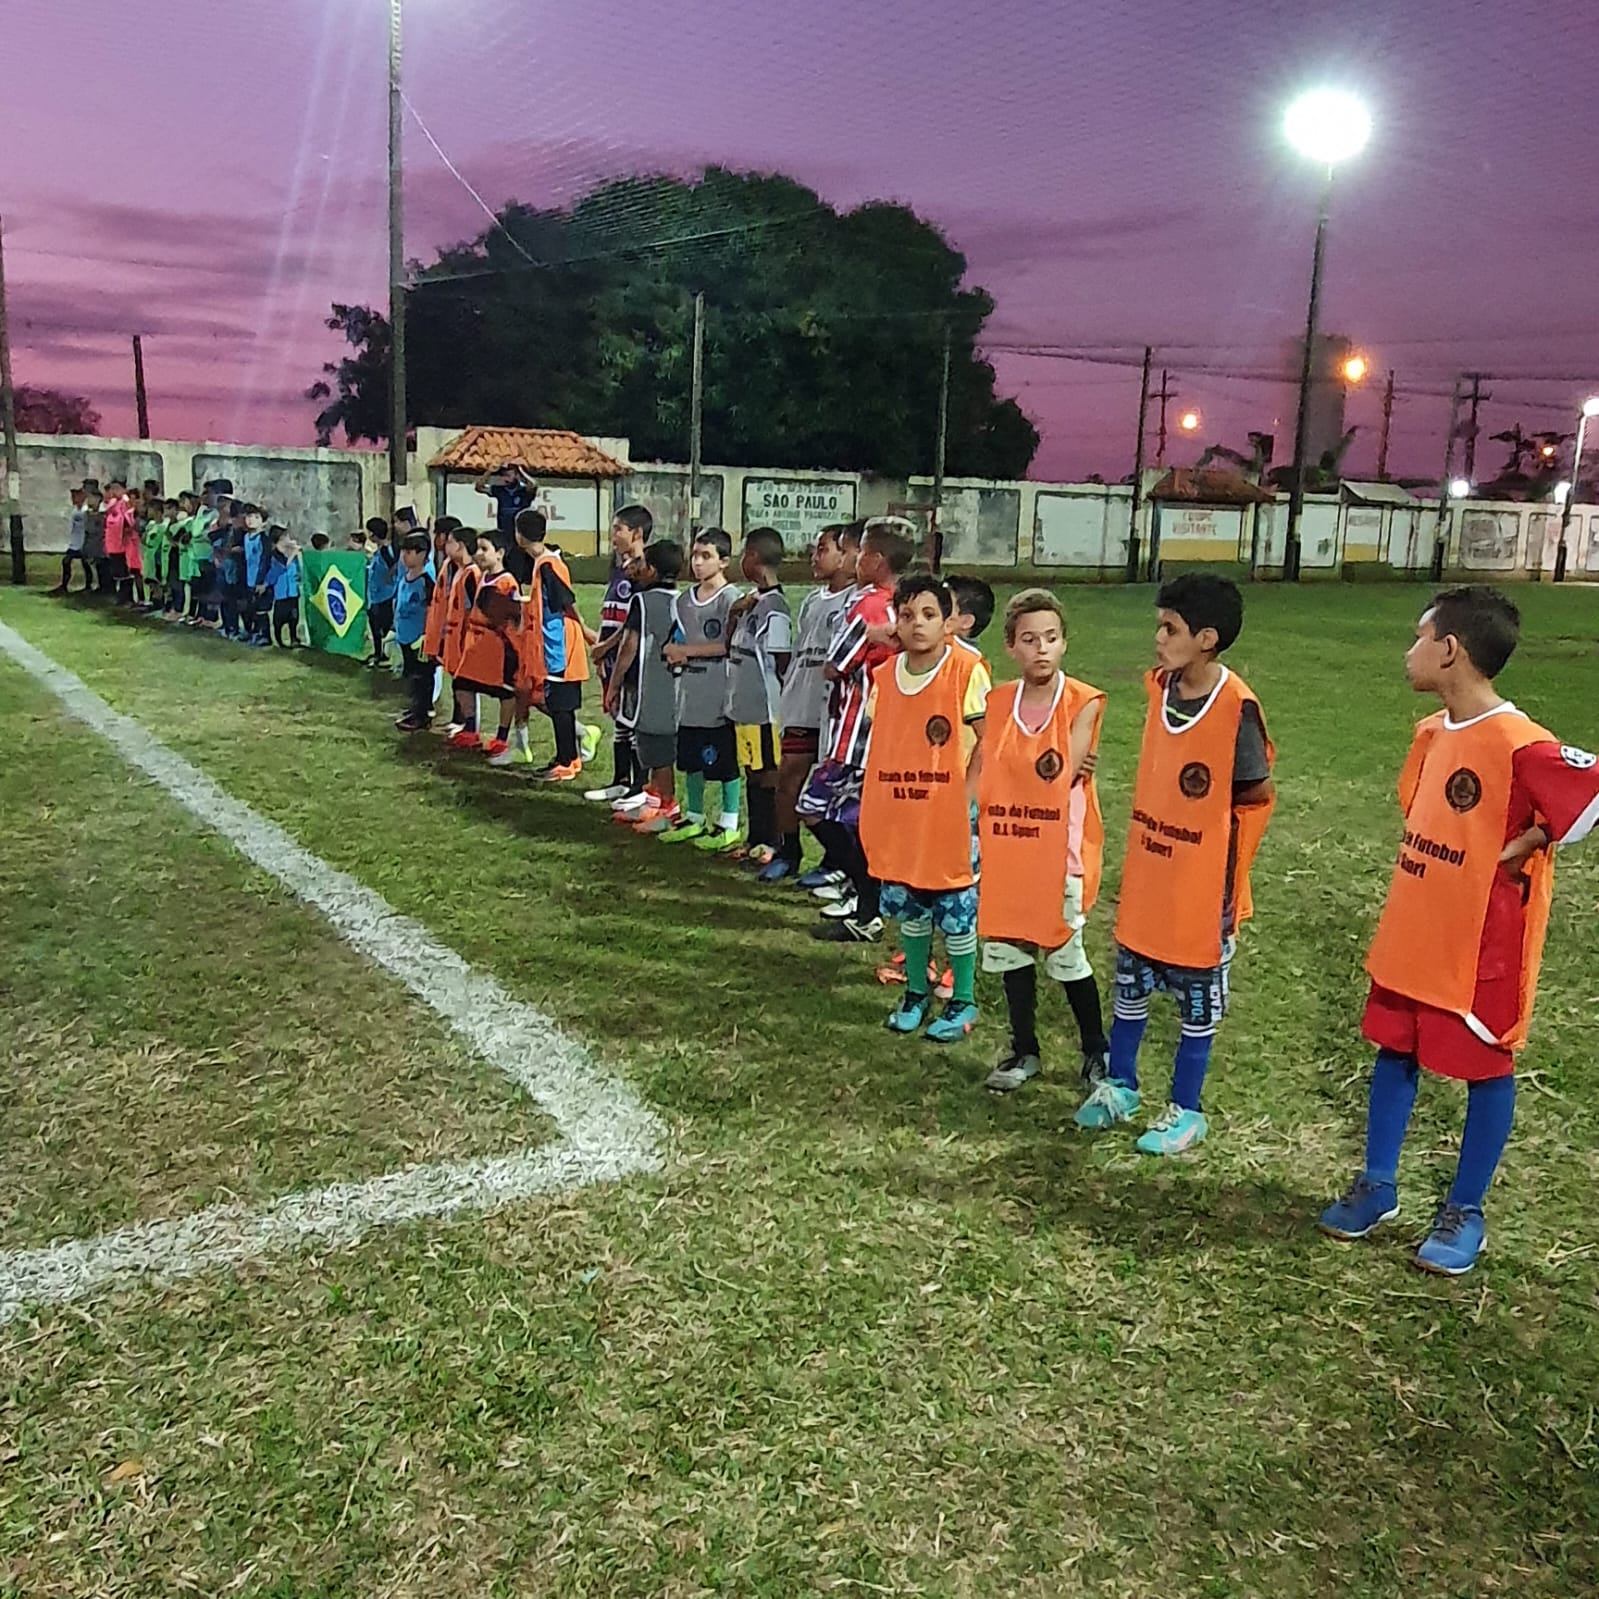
0, 620, 665, 1322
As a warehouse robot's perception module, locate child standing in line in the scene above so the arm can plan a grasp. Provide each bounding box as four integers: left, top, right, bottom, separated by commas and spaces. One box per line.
81, 481, 107, 595
724, 527, 792, 865
51, 486, 88, 595
364, 517, 399, 668
858, 574, 989, 1041
450, 532, 522, 753
140, 497, 169, 612
268, 529, 302, 647
101, 479, 131, 600
805, 518, 916, 945
766, 523, 858, 884
441, 525, 484, 746
1076, 574, 1275, 1156
1319, 587, 1599, 1275
420, 517, 461, 719
502, 508, 598, 779
241, 505, 272, 646
660, 528, 743, 846
587, 505, 653, 805
393, 532, 437, 732
161, 499, 185, 615
975, 589, 1111, 1094
605, 540, 685, 832
121, 487, 147, 606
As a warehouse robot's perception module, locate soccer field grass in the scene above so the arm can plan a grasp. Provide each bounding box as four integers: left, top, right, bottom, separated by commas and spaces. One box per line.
2, 581, 1598, 1596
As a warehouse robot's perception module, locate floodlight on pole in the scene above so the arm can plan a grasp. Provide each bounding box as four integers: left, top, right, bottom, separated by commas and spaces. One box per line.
1179, 409, 1201, 433
1342, 355, 1368, 384
1448, 478, 1472, 501
1281, 88, 1373, 582
1553, 394, 1599, 581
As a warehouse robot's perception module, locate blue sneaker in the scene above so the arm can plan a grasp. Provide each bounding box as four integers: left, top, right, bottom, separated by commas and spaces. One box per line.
1074, 1079, 1141, 1130
1136, 1103, 1210, 1156
1414, 1203, 1486, 1276
757, 858, 796, 884
886, 993, 930, 1034
796, 867, 844, 891
1318, 1174, 1400, 1240
925, 1000, 979, 1043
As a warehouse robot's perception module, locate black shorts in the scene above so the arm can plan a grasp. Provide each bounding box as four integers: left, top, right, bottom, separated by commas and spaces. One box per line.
541, 679, 582, 713
677, 722, 739, 783
453, 676, 516, 701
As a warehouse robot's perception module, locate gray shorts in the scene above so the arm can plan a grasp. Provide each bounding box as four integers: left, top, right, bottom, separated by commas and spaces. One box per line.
635, 728, 676, 771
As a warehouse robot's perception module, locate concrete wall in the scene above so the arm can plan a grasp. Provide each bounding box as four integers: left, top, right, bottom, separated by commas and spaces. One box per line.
15, 427, 1596, 581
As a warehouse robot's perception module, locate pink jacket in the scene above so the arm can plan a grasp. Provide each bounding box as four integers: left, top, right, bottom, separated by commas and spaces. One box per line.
103, 496, 135, 557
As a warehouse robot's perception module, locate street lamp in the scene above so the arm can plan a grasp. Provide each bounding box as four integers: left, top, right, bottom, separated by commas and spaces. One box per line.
1282, 88, 1372, 581
1342, 354, 1368, 384
1553, 394, 1599, 582
1448, 477, 1473, 501
1179, 409, 1201, 433
386, 0, 408, 515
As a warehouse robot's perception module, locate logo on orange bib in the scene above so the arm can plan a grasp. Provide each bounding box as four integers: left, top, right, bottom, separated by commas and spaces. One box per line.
925, 715, 952, 747
1035, 748, 1065, 782
1445, 768, 1482, 812
1179, 761, 1212, 799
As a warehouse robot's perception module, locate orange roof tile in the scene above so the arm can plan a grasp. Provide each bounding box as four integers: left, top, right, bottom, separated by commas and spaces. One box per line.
1150, 467, 1275, 506
428, 426, 627, 479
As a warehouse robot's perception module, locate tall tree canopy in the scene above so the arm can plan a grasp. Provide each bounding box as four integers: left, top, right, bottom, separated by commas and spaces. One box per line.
308, 168, 1038, 479
16, 384, 101, 435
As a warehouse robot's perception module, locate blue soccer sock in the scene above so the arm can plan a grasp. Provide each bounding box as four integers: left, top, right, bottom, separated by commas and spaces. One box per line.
1171, 1027, 1214, 1112
1448, 1075, 1516, 1210
1363, 1049, 1420, 1184
1108, 996, 1148, 1092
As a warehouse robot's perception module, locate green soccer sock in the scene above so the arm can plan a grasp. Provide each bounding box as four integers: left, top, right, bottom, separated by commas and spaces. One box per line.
719, 776, 744, 831
901, 924, 934, 998
684, 772, 706, 822
947, 931, 978, 1006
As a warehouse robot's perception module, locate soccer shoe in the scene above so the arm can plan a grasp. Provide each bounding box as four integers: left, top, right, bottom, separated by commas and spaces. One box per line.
611, 790, 650, 814
394, 715, 430, 734
926, 1000, 979, 1044
745, 844, 776, 868
487, 742, 526, 767
812, 882, 849, 902
482, 738, 511, 758
536, 761, 581, 782
875, 961, 908, 987
886, 993, 931, 1034
1074, 1079, 1142, 1130
1136, 1103, 1210, 1156
1414, 1204, 1486, 1276
1082, 1048, 1111, 1088
447, 729, 482, 750
985, 1053, 1042, 1093
585, 783, 630, 804
579, 724, 603, 765
441, 721, 464, 738
757, 857, 796, 884
934, 966, 955, 1001
810, 916, 883, 944
694, 827, 745, 853
659, 820, 709, 844
633, 808, 681, 836
1318, 1175, 1400, 1241
797, 867, 847, 892
819, 896, 860, 920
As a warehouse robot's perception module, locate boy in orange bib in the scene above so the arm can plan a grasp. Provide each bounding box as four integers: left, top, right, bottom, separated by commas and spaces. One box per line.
1320, 587, 1599, 1275
975, 589, 1109, 1093
1076, 574, 1275, 1155
859, 575, 990, 1042
451, 532, 523, 755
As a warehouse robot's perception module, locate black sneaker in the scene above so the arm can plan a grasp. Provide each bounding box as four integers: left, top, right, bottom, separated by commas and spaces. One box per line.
810, 916, 883, 944
986, 1054, 1042, 1093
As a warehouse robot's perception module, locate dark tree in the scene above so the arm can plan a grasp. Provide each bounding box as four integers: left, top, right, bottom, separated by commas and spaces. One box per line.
307, 168, 1038, 479
16, 384, 101, 435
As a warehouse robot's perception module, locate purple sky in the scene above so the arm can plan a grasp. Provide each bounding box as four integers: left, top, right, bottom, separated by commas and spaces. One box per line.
7, 0, 1597, 481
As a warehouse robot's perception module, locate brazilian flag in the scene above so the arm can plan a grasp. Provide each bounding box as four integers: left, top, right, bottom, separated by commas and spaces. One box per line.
303, 550, 368, 658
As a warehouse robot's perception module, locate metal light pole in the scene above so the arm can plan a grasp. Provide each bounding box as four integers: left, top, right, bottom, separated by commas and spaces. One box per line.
930, 318, 951, 573
386, 0, 408, 514
1282, 88, 1372, 582
0, 214, 24, 585
1553, 396, 1599, 584
1127, 345, 1151, 582
688, 290, 705, 537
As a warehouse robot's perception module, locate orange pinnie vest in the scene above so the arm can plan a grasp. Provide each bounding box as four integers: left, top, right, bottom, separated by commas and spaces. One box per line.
859, 646, 982, 892
978, 675, 1106, 948
1366, 707, 1556, 1051
519, 548, 591, 694
1115, 668, 1275, 969
442, 564, 478, 676
423, 560, 453, 658
456, 571, 520, 684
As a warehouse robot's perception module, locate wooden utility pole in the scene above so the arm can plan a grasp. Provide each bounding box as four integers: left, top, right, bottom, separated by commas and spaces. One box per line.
1153, 368, 1177, 465
1128, 346, 1152, 582
1376, 368, 1395, 481
930, 318, 951, 573
688, 290, 705, 536
132, 335, 151, 439
0, 214, 24, 585
385, 0, 408, 513
1462, 371, 1490, 483
1430, 377, 1463, 580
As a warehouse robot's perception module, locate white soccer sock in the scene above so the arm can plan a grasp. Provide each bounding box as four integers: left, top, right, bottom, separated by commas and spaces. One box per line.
718, 810, 739, 833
